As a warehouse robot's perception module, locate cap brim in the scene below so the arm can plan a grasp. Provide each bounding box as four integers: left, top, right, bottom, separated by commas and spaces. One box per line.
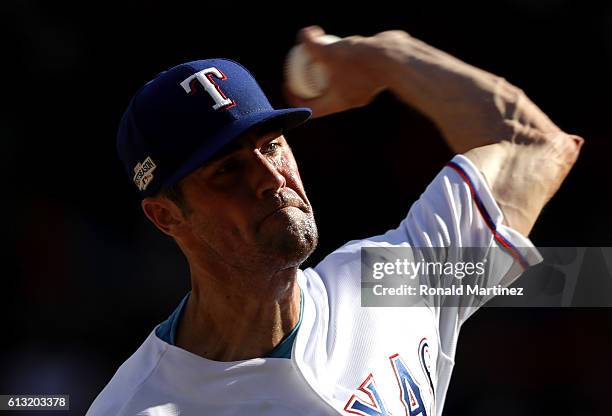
160, 107, 311, 192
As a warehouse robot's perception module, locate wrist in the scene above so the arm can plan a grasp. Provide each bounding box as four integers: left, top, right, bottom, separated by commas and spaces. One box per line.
366, 31, 428, 94
350, 33, 412, 93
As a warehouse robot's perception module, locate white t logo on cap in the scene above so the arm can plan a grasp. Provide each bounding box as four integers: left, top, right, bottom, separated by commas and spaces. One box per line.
180, 67, 235, 110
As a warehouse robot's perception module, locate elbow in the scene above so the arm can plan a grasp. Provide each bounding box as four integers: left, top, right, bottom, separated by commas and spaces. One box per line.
541, 131, 585, 200
555, 132, 584, 173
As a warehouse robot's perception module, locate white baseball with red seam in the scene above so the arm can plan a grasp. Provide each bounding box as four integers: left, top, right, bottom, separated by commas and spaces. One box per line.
284, 34, 342, 99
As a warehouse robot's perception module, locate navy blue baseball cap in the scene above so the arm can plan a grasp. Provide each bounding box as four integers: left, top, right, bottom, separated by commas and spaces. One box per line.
117, 58, 312, 198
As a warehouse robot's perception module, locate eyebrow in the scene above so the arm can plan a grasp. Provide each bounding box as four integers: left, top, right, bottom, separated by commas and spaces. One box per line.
205, 129, 283, 165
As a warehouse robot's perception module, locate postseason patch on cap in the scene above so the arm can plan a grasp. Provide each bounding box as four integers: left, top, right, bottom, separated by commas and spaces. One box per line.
133, 156, 157, 191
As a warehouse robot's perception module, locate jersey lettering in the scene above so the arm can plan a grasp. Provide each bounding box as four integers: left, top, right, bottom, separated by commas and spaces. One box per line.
345, 350, 431, 416
344, 374, 391, 416
418, 338, 434, 399
390, 354, 428, 416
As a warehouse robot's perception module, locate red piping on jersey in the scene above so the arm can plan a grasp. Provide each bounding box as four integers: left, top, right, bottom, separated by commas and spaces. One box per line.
445, 161, 530, 270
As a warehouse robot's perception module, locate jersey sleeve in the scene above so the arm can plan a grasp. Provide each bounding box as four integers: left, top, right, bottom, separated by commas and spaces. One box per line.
313, 153, 542, 350
368, 155, 539, 259
405, 154, 540, 343
308, 155, 542, 415
368, 154, 541, 308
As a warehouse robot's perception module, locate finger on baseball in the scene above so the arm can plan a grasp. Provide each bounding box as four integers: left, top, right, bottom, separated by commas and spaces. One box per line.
298, 26, 329, 61
298, 26, 326, 44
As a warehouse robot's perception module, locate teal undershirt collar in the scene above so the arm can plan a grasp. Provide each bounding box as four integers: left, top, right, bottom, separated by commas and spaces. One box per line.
156, 289, 304, 359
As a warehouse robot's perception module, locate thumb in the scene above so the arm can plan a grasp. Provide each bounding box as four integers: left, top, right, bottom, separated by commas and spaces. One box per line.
298, 25, 326, 43
297, 26, 329, 61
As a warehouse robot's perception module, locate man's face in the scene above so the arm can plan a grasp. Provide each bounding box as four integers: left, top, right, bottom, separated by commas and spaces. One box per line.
175, 130, 318, 276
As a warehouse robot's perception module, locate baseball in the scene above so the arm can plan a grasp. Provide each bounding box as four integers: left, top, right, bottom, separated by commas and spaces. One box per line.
284, 34, 342, 99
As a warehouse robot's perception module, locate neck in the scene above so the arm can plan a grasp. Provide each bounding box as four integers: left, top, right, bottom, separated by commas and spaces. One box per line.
175, 265, 302, 361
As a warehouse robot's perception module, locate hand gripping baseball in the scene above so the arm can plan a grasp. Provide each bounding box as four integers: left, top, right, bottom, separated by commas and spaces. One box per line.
283, 26, 386, 118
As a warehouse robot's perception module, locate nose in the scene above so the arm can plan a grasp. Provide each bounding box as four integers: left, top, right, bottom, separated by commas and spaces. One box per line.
251, 152, 286, 199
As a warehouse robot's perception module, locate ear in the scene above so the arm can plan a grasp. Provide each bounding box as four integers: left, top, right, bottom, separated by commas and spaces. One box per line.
141, 196, 188, 237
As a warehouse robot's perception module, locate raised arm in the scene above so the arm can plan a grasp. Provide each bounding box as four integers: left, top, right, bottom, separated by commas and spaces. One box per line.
285, 26, 583, 236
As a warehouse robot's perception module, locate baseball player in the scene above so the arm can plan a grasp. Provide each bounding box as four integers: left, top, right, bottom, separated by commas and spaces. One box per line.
87, 26, 582, 415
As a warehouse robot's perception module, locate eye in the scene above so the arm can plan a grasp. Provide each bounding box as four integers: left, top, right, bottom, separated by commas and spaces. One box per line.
215, 158, 241, 175
261, 141, 281, 154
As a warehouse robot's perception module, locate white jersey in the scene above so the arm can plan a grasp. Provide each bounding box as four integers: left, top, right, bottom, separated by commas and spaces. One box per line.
87, 155, 541, 416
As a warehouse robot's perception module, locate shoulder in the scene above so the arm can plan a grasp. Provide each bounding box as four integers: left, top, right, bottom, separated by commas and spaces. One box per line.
309, 154, 501, 281
86, 330, 169, 416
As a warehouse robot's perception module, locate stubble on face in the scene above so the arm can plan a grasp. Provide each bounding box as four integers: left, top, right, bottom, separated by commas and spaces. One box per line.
180, 136, 319, 279
254, 189, 318, 270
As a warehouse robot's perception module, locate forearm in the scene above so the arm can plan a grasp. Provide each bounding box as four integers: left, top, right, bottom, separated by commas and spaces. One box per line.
368, 31, 560, 152
286, 26, 583, 237
362, 31, 582, 236
287, 27, 583, 237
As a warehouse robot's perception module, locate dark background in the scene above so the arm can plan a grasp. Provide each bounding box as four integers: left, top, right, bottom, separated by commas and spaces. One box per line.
3, 0, 612, 414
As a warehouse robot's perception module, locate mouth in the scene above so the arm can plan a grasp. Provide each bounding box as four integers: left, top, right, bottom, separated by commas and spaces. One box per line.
256, 194, 311, 231
262, 205, 305, 222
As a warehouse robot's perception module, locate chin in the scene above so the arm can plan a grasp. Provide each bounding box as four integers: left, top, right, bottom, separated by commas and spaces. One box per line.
261, 212, 319, 269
